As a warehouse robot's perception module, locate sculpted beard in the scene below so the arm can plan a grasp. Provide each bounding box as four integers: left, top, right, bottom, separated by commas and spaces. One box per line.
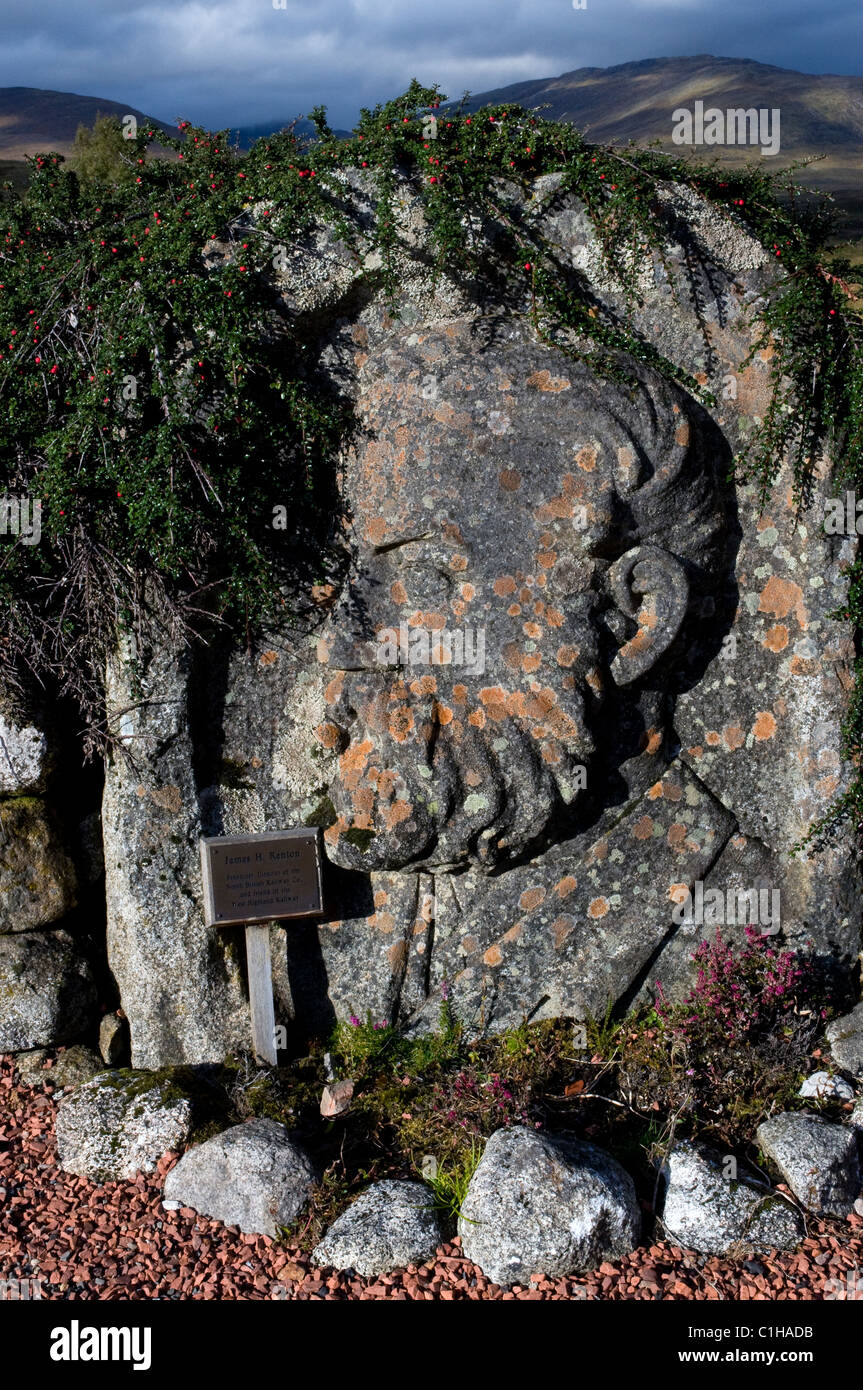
322, 669, 598, 873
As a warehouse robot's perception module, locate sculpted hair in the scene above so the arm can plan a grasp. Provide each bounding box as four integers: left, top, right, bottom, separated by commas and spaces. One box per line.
569, 362, 734, 608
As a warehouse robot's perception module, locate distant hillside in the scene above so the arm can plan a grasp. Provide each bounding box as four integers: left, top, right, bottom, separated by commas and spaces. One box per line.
230, 118, 352, 149
457, 55, 863, 234
0, 86, 177, 159
2, 61, 862, 234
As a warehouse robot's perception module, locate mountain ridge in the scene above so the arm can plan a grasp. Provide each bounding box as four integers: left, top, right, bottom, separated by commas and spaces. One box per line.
2, 58, 862, 229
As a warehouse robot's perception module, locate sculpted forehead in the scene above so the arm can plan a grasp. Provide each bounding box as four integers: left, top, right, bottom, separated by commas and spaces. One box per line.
347, 321, 669, 562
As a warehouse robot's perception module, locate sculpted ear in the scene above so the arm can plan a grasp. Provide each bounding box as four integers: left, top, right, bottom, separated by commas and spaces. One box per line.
607, 545, 689, 686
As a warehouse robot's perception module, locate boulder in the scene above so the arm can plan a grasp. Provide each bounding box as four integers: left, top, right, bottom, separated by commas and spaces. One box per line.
102, 629, 249, 1068
0, 930, 96, 1051
0, 709, 49, 795
162, 1119, 317, 1237
14, 1048, 51, 1081
659, 1140, 803, 1255
457, 1126, 640, 1286
0, 798, 76, 931
98, 1012, 130, 1067
798, 1071, 855, 1102
55, 1070, 193, 1181
313, 1179, 442, 1275
826, 1003, 863, 1081
49, 1045, 104, 1091
757, 1113, 861, 1216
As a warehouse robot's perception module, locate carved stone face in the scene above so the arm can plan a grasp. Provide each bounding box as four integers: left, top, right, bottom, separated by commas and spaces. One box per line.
317, 321, 727, 874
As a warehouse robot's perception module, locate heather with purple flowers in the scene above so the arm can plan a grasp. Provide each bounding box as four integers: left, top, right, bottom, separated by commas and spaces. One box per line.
656, 927, 804, 1048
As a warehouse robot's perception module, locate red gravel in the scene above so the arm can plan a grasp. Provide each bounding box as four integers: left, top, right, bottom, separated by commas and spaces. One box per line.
2, 1055, 861, 1301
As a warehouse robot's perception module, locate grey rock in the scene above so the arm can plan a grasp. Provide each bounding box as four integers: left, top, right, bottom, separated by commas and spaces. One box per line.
458, 1126, 640, 1286
850, 1100, 863, 1132
14, 1048, 51, 1081
98, 1013, 130, 1067
798, 1071, 855, 1102
103, 622, 249, 1067
55, 1070, 193, 1181
0, 930, 96, 1051
49, 1045, 104, 1091
757, 1113, 862, 1216
827, 1003, 863, 1081
0, 710, 48, 795
659, 1140, 803, 1255
0, 798, 76, 931
313, 1179, 442, 1275
162, 1119, 317, 1236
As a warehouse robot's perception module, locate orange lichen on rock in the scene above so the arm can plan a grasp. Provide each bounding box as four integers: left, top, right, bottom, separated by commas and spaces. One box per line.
757, 575, 807, 629
752, 710, 778, 741
519, 886, 546, 912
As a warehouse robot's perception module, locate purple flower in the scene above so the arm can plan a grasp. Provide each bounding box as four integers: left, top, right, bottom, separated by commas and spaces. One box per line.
349, 1015, 360, 1027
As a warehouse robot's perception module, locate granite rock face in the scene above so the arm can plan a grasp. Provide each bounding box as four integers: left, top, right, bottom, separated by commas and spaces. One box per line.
457, 1126, 640, 1285
0, 930, 96, 1051
756, 1113, 862, 1217
659, 1140, 803, 1255
55, 1070, 193, 1181
102, 622, 250, 1068
83, 170, 862, 1062
313, 1179, 442, 1275
162, 1119, 317, 1236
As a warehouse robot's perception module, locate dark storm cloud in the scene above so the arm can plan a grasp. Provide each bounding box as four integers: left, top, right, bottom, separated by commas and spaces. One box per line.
0, 0, 860, 130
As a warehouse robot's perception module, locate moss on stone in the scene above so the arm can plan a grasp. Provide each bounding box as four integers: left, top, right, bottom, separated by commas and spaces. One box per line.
303, 795, 337, 829
342, 826, 376, 850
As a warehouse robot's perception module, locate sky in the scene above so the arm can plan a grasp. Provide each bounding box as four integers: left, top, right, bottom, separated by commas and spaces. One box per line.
0, 0, 861, 131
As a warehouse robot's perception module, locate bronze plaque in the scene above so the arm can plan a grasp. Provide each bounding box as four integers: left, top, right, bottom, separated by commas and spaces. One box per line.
200, 829, 323, 928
